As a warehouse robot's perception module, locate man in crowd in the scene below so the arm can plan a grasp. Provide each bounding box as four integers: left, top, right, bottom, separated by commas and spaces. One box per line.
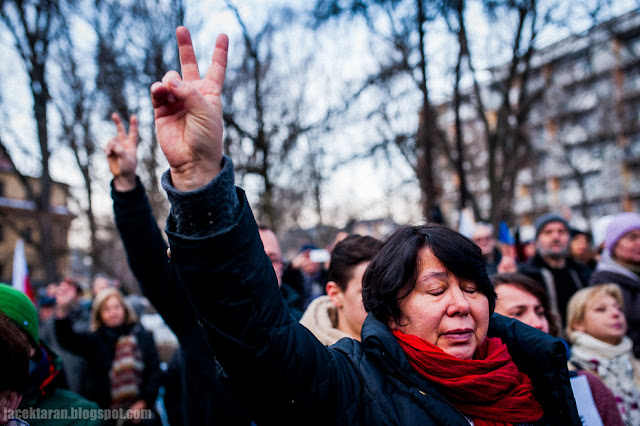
300, 235, 382, 345
518, 213, 592, 329
589, 212, 640, 357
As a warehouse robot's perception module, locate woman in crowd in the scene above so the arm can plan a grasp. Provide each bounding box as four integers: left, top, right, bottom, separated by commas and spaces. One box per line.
55, 287, 161, 424
566, 284, 640, 425
147, 26, 581, 424
492, 273, 624, 425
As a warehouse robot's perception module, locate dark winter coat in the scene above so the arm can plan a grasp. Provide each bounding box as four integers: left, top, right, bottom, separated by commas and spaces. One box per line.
160, 156, 581, 426
111, 177, 252, 426
589, 252, 640, 357
55, 318, 161, 411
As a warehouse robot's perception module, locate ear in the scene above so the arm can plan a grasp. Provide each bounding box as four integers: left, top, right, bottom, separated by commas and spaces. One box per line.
572, 321, 586, 333
326, 281, 343, 309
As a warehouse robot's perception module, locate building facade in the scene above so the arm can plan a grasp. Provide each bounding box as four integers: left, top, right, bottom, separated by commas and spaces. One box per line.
0, 152, 74, 286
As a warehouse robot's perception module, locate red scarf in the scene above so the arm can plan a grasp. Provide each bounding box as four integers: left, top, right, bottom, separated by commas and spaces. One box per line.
393, 330, 543, 426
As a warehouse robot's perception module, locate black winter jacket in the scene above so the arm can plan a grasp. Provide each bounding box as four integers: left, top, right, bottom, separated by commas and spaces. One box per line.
160, 157, 581, 426
111, 177, 252, 426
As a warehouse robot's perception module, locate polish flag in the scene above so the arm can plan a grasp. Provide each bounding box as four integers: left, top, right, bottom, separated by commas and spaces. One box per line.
12, 239, 35, 302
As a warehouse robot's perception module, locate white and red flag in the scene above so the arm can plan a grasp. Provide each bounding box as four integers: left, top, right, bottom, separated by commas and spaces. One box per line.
12, 238, 35, 302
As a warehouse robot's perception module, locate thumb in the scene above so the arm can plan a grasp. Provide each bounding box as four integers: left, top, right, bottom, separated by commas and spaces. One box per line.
167, 79, 215, 117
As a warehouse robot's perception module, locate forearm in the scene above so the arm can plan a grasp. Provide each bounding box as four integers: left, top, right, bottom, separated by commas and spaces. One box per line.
54, 317, 93, 358
112, 176, 190, 337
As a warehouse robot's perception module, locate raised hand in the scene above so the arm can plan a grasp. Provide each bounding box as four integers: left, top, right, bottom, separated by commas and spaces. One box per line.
104, 113, 139, 192
55, 282, 77, 318
151, 26, 228, 191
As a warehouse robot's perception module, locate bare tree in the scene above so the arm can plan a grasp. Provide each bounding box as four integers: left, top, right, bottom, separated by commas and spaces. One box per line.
312, 0, 561, 228
222, 2, 330, 232
0, 0, 75, 283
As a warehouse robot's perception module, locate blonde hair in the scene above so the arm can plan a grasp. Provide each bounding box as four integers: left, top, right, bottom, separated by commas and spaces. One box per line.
565, 283, 624, 342
90, 288, 138, 331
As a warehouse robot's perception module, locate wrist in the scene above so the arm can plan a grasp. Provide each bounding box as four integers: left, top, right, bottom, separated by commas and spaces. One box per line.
170, 160, 221, 192
113, 174, 137, 192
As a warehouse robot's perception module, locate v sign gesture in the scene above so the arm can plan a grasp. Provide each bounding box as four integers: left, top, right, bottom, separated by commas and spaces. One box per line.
151, 27, 229, 191
105, 113, 139, 192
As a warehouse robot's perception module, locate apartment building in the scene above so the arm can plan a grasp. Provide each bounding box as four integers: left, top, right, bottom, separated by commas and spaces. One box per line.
439, 10, 640, 231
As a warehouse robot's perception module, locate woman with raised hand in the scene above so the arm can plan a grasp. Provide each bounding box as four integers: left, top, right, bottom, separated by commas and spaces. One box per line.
55, 287, 161, 425
149, 26, 580, 425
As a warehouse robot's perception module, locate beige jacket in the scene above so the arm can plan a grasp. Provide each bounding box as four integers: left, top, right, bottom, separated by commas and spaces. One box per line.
299, 296, 351, 346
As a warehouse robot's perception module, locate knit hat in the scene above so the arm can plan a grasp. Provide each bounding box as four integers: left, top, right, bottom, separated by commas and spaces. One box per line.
604, 212, 640, 252
534, 213, 569, 239
0, 283, 39, 345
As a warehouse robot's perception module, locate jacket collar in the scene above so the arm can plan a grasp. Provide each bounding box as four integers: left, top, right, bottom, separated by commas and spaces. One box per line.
596, 252, 640, 285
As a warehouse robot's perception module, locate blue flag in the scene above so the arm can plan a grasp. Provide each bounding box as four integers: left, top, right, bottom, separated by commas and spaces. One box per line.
498, 221, 515, 244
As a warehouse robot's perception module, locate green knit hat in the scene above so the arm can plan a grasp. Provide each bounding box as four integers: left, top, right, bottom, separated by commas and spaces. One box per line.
0, 283, 39, 345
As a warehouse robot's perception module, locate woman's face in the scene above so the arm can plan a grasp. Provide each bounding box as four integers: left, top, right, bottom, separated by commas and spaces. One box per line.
494, 284, 549, 334
612, 229, 640, 266
390, 247, 490, 360
100, 295, 126, 328
574, 293, 627, 345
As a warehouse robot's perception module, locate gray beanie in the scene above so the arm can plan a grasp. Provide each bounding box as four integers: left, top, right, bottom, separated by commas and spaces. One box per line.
534, 213, 569, 239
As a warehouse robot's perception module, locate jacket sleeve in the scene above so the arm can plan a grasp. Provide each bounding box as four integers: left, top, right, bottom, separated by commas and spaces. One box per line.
111, 176, 194, 340
161, 157, 348, 423
54, 317, 98, 359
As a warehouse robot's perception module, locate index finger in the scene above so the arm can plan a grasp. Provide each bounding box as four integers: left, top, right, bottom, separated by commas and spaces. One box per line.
176, 26, 201, 82
111, 113, 127, 141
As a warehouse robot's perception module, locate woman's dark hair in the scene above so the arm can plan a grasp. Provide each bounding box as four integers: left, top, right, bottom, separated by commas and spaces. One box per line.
491, 272, 560, 337
363, 224, 496, 325
0, 311, 30, 394
329, 235, 383, 291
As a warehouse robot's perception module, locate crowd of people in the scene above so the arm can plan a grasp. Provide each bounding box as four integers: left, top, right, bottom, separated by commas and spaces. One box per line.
1, 25, 640, 425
